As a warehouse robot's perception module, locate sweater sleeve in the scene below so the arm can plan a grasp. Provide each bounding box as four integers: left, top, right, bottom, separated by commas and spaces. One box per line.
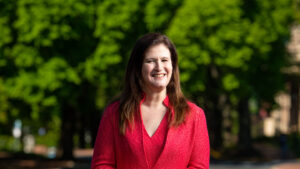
187, 107, 210, 169
91, 105, 116, 169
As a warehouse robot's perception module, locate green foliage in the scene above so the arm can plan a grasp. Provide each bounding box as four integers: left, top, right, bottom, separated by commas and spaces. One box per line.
14, 0, 94, 45
144, 0, 182, 31
0, 18, 12, 48
222, 74, 240, 91
0, 0, 294, 153
0, 135, 18, 151
0, 0, 97, 150
35, 117, 60, 147
167, 0, 292, 102
167, 0, 251, 95
293, 0, 300, 22
0, 79, 9, 125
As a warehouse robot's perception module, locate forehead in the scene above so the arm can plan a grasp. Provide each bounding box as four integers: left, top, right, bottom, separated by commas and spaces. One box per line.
144, 44, 171, 58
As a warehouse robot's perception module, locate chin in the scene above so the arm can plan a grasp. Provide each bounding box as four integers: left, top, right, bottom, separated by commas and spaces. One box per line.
151, 85, 168, 91
144, 80, 170, 92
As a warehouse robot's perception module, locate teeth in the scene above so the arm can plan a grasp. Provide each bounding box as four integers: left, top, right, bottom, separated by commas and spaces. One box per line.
153, 74, 164, 77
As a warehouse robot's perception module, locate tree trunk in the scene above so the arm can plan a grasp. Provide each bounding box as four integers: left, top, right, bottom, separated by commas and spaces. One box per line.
78, 110, 86, 148
290, 81, 299, 132
205, 65, 223, 150
90, 115, 100, 147
207, 107, 222, 150
60, 103, 75, 159
238, 97, 251, 148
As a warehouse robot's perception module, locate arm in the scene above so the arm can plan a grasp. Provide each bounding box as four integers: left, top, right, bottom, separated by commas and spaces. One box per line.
91, 105, 116, 169
187, 108, 210, 169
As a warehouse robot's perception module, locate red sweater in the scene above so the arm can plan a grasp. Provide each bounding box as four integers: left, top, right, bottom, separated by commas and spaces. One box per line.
91, 96, 210, 169
142, 97, 169, 169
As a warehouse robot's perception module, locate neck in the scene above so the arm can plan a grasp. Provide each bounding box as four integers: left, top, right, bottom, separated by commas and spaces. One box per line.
143, 89, 167, 107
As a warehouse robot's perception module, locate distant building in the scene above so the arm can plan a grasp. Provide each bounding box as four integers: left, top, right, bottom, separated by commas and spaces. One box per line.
265, 25, 300, 136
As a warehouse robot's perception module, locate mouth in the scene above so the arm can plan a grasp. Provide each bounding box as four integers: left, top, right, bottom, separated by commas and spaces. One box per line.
152, 73, 166, 77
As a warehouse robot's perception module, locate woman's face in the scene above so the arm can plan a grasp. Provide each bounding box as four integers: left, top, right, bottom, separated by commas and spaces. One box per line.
141, 43, 173, 93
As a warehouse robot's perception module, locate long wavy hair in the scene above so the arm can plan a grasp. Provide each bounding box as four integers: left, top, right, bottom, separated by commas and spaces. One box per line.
118, 33, 190, 134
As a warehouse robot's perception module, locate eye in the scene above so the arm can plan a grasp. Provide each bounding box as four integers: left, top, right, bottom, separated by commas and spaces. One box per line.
162, 59, 168, 62
146, 60, 154, 63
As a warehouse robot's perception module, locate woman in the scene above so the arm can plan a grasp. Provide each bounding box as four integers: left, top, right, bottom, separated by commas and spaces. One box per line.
91, 33, 210, 169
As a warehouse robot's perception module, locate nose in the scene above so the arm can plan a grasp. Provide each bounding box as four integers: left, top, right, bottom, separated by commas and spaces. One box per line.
155, 60, 163, 71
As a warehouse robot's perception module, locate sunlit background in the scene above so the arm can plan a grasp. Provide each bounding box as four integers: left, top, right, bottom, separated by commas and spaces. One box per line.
0, 0, 300, 168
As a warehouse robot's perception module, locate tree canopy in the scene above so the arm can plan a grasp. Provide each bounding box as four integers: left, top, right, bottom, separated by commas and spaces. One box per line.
0, 0, 293, 158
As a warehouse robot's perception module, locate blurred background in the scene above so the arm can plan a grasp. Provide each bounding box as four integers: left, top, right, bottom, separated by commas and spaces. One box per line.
0, 0, 300, 168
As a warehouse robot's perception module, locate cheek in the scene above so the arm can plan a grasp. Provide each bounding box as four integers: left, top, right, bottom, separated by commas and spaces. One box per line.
141, 65, 150, 79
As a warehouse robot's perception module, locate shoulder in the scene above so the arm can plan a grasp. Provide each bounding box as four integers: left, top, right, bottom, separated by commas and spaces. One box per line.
105, 101, 120, 113
185, 102, 208, 135
187, 101, 205, 115
186, 101, 206, 122
102, 101, 120, 121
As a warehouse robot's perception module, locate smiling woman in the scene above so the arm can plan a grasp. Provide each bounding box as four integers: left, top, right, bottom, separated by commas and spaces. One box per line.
91, 33, 210, 169
142, 44, 173, 94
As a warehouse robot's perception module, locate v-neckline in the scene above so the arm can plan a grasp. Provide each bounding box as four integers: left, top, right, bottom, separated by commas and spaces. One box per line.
138, 94, 175, 169
142, 112, 167, 139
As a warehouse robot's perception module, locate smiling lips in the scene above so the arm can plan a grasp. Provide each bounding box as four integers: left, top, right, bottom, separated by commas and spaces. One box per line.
152, 73, 166, 78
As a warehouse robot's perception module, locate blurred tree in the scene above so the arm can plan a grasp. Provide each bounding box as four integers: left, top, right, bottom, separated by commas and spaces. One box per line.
0, 0, 94, 159
293, 0, 300, 22
144, 0, 182, 32
0, 0, 294, 159
87, 0, 143, 148
237, 0, 292, 149
167, 0, 292, 150
0, 0, 144, 159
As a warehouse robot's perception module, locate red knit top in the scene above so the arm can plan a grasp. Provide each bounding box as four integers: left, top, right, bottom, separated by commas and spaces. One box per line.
142, 110, 168, 169
91, 96, 210, 169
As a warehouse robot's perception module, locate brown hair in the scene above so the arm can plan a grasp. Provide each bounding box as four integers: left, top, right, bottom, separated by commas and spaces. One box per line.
118, 33, 190, 134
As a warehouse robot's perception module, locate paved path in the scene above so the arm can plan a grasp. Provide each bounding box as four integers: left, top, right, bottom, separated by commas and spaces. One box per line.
73, 149, 300, 169
210, 161, 300, 169
72, 160, 300, 169
1, 149, 299, 169
270, 161, 300, 169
